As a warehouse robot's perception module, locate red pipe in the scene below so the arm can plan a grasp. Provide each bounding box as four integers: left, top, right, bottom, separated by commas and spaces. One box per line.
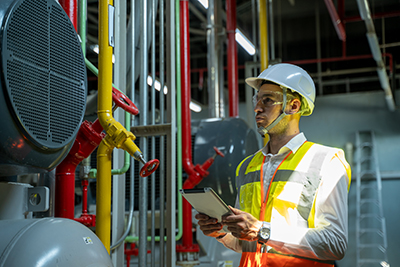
55, 120, 105, 219
59, 0, 78, 31
226, 0, 239, 117
178, 0, 200, 253
82, 179, 88, 214
178, 0, 225, 255
286, 53, 393, 73
324, 0, 346, 41
337, 0, 346, 56
344, 10, 400, 23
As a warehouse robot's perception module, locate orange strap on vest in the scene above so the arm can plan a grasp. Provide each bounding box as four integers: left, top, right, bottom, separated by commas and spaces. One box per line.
240, 250, 334, 267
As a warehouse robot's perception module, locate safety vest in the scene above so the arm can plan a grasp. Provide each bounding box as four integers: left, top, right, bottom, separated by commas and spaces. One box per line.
235, 141, 351, 267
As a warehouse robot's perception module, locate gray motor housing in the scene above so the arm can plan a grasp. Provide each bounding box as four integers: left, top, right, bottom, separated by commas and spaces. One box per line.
0, 0, 87, 176
0, 218, 113, 267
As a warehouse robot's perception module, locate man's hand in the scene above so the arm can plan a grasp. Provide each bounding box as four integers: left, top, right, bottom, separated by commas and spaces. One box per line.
222, 206, 262, 241
195, 213, 226, 238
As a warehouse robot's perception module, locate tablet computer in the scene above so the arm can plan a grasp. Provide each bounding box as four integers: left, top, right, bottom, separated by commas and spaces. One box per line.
179, 187, 232, 222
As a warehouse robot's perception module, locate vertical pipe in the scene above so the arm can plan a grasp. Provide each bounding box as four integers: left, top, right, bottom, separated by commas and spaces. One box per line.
79, 0, 87, 56
159, 0, 165, 264
59, 0, 78, 31
338, 0, 346, 56
150, 0, 157, 266
96, 143, 113, 254
166, 0, 177, 263
96, 0, 114, 254
268, 0, 275, 61
259, 0, 268, 70
180, 0, 194, 177
226, 0, 239, 117
139, 0, 148, 264
174, 0, 183, 245
316, 1, 323, 96
251, 0, 258, 63
207, 0, 224, 118
112, 1, 127, 265
180, 0, 192, 249
56, 0, 79, 222
180, 0, 200, 252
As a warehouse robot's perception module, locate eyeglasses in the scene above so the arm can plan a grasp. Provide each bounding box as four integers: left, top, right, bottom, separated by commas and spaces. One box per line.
252, 91, 284, 108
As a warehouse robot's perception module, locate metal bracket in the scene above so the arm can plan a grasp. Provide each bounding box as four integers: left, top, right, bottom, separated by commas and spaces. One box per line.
27, 186, 49, 212
130, 123, 172, 137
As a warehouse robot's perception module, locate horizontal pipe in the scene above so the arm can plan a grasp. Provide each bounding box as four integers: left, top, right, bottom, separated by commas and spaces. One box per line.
344, 10, 400, 23
285, 53, 393, 73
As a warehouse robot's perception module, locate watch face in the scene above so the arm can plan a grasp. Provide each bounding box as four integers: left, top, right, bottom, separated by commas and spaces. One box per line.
260, 228, 270, 239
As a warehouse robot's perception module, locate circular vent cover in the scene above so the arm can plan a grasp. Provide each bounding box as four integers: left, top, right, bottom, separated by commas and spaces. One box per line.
1, 0, 86, 150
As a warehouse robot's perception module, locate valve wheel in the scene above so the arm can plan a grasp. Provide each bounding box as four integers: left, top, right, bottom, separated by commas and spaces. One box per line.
112, 87, 139, 115
213, 146, 225, 157
140, 159, 160, 177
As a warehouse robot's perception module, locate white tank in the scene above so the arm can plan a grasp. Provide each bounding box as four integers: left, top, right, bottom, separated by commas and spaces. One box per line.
0, 218, 113, 267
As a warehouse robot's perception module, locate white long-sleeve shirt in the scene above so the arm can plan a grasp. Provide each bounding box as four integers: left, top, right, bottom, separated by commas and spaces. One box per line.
217, 133, 350, 261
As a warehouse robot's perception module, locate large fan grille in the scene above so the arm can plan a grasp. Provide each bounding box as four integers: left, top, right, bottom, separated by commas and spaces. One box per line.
2, 0, 86, 148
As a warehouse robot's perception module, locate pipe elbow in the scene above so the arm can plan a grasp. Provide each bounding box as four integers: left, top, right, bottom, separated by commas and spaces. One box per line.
182, 158, 195, 175
97, 110, 114, 131
56, 154, 78, 176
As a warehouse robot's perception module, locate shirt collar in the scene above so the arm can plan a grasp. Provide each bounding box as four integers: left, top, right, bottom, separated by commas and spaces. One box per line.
262, 132, 307, 156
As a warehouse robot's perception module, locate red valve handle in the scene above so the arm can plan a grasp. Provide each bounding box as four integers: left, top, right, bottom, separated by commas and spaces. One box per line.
213, 146, 225, 157
140, 159, 160, 177
112, 87, 139, 115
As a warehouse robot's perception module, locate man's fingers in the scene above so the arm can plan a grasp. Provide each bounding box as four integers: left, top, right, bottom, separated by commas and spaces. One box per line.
194, 213, 210, 220
228, 206, 243, 215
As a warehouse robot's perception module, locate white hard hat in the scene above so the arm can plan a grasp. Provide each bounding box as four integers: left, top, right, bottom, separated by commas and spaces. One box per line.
246, 63, 316, 116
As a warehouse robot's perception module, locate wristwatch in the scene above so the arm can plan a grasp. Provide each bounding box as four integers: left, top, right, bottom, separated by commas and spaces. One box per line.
257, 221, 271, 244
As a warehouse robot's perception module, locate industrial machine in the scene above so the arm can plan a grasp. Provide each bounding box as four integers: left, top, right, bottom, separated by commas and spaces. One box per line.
0, 0, 87, 176
0, 0, 112, 266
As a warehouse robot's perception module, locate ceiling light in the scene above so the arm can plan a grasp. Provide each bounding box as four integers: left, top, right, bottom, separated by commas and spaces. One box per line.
197, 0, 208, 9
190, 101, 202, 112
235, 29, 256, 55
147, 76, 168, 94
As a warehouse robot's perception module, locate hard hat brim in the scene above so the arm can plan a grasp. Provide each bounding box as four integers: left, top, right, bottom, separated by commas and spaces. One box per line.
245, 77, 264, 91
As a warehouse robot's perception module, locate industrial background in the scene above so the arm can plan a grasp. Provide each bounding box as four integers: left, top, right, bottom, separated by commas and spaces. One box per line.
0, 0, 399, 266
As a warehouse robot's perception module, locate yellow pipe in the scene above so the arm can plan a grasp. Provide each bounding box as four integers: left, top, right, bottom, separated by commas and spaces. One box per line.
259, 0, 268, 71
96, 141, 113, 253
96, 0, 144, 253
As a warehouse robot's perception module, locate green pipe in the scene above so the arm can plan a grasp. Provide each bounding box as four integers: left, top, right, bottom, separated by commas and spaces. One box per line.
124, 0, 183, 243
85, 58, 131, 178
175, 0, 183, 242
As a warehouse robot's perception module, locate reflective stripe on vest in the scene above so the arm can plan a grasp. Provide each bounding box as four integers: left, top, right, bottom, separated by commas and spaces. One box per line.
236, 141, 340, 266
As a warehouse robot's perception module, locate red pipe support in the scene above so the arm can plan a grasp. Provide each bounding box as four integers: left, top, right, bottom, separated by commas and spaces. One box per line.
59, 0, 78, 31
226, 0, 239, 117
324, 0, 346, 41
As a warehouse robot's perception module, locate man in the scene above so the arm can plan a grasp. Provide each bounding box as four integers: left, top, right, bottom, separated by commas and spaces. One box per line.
195, 63, 351, 267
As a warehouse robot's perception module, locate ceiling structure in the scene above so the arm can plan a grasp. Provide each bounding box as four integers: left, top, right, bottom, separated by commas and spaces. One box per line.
85, 0, 400, 106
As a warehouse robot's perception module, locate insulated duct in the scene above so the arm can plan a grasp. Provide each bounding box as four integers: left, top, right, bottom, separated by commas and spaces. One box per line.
0, 0, 87, 176
356, 0, 396, 111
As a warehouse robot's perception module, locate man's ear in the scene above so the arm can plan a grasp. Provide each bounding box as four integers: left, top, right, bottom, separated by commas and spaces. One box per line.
287, 98, 301, 115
